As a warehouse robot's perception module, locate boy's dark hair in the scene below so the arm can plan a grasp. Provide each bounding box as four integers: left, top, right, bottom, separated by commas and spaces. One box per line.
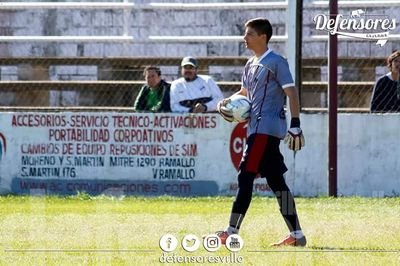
387, 50, 400, 69
245, 18, 273, 43
143, 66, 161, 76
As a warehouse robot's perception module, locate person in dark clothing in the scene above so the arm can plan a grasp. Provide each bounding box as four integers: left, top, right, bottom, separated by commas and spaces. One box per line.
133, 66, 171, 112
370, 50, 400, 112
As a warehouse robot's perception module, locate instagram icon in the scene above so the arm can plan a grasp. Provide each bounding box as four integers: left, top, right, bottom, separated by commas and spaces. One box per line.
203, 234, 221, 252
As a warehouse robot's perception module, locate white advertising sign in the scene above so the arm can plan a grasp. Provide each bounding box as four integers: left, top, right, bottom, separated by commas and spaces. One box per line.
0, 112, 257, 196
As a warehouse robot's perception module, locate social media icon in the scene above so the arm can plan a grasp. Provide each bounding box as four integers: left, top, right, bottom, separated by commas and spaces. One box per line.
225, 234, 243, 252
182, 234, 200, 252
203, 234, 221, 252
159, 234, 178, 252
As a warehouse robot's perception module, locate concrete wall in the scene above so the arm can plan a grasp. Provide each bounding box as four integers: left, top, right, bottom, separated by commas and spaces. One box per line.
282, 113, 400, 197
1, 1, 399, 83
1, 1, 399, 59
0, 112, 399, 197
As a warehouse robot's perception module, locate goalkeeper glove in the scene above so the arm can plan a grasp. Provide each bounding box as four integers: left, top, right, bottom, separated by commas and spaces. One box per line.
284, 118, 305, 151
217, 99, 234, 122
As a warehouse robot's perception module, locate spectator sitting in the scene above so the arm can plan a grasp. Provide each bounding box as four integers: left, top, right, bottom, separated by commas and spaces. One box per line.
170, 56, 223, 113
370, 50, 400, 112
133, 66, 171, 112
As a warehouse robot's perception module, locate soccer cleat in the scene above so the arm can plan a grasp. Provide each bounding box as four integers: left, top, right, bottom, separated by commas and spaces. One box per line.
270, 235, 307, 247
215, 231, 230, 245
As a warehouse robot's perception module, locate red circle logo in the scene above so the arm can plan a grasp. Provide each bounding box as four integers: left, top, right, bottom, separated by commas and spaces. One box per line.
229, 123, 247, 170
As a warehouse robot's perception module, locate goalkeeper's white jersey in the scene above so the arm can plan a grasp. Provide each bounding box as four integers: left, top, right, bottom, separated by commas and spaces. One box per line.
242, 49, 294, 139
170, 75, 223, 113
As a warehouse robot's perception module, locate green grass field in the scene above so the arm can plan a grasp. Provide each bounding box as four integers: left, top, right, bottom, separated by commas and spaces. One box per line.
0, 195, 399, 266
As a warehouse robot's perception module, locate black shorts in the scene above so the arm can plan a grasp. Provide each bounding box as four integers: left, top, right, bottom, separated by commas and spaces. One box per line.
239, 133, 288, 178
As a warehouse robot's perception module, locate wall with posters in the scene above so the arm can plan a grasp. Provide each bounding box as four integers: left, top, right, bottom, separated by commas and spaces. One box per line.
0, 112, 399, 197
0, 113, 231, 196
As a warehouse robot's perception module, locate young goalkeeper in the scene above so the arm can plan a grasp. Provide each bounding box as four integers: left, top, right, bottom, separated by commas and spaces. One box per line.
216, 17, 306, 247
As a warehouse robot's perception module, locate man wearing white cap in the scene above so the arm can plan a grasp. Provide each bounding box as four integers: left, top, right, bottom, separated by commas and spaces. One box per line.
170, 56, 224, 113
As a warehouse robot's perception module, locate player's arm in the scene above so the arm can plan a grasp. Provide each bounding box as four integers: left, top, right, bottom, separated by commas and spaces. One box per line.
217, 87, 248, 122
275, 56, 304, 150
225, 87, 248, 103
283, 86, 300, 119
217, 60, 249, 121
236, 87, 248, 97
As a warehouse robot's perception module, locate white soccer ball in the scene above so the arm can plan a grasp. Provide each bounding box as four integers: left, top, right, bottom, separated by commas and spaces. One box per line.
225, 95, 251, 122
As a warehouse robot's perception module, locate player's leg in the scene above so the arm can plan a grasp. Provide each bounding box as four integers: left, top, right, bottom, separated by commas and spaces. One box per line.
216, 134, 263, 244
261, 136, 306, 246
266, 174, 306, 246
216, 170, 256, 243
229, 170, 256, 230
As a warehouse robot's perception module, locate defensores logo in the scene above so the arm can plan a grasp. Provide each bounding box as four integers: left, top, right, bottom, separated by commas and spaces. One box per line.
313, 9, 396, 46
